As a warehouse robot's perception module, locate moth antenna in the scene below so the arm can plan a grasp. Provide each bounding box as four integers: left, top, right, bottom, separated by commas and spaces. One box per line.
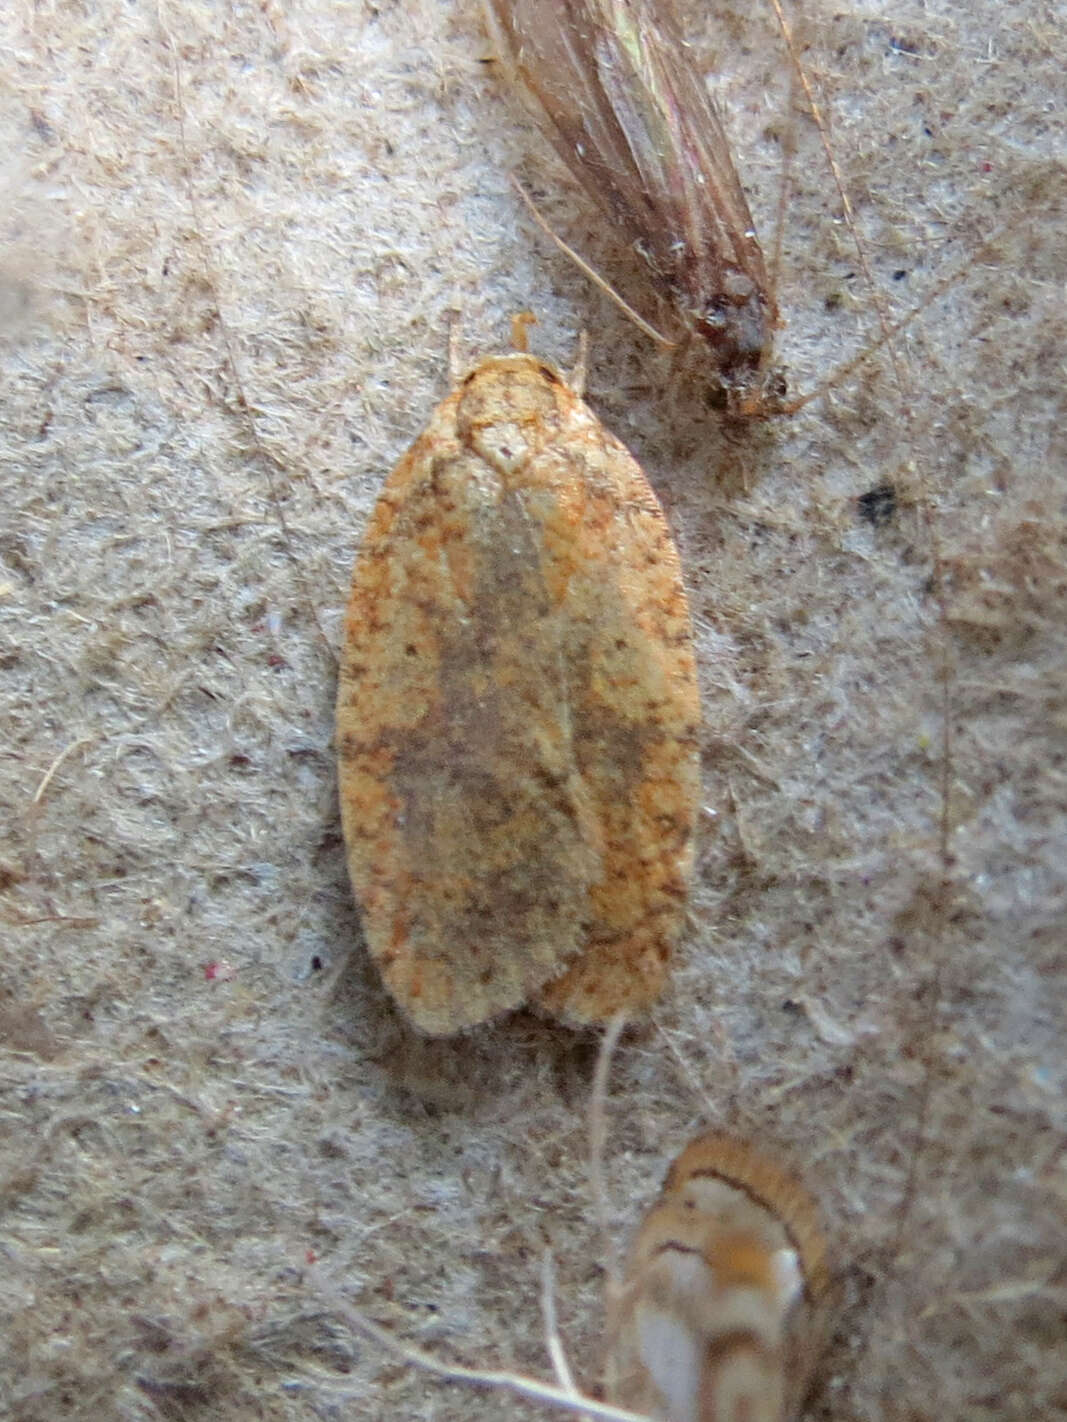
776, 224, 1010, 415
867, 234, 1019, 1294
767, 42, 798, 320
766, 0, 907, 394
589, 1013, 629, 1295
447, 309, 465, 384
510, 175, 678, 350
569, 329, 590, 398
540, 1249, 583, 1401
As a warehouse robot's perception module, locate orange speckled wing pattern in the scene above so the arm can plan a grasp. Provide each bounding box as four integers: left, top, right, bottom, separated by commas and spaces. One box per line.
336, 353, 700, 1035
606, 1132, 832, 1422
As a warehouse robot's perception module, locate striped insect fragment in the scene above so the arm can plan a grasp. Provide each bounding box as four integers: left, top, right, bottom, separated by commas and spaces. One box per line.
484, 0, 782, 415
336, 342, 700, 1035
606, 1131, 832, 1422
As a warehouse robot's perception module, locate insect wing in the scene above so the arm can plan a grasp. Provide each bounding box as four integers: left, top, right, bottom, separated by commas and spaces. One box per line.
337, 353, 700, 1035
485, 0, 774, 377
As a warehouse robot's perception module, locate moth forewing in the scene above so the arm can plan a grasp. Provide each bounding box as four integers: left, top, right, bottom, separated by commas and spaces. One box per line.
336, 344, 700, 1035
606, 1133, 831, 1422
483, 0, 780, 414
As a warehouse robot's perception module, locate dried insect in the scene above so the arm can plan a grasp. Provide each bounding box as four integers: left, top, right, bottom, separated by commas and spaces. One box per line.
606, 1131, 832, 1422
336, 328, 700, 1036
483, 0, 782, 416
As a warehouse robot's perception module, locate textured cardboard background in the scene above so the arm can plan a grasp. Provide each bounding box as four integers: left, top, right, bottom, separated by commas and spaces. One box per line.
2, 1, 1064, 1418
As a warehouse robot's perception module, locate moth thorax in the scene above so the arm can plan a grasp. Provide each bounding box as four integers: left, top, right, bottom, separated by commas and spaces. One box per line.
465, 417, 534, 476
646, 1233, 799, 1346
677, 1176, 795, 1247
692, 266, 768, 366
455, 357, 563, 473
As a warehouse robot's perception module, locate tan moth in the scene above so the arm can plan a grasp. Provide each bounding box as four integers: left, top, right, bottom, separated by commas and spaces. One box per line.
329, 1122, 834, 1422
605, 1131, 831, 1422
336, 325, 700, 1036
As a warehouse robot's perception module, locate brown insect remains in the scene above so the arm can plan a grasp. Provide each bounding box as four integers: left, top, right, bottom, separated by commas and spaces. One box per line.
484, 0, 782, 416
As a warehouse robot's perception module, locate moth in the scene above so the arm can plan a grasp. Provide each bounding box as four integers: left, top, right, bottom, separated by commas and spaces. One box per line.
483, 0, 782, 416
606, 1131, 831, 1422
336, 328, 700, 1036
